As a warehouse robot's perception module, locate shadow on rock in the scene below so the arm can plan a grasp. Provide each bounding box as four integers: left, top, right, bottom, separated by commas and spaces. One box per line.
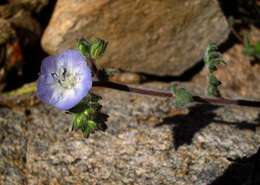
156, 104, 260, 149
210, 147, 260, 185
218, 0, 260, 27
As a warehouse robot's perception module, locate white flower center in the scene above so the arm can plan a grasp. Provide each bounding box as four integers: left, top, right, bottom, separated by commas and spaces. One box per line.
51, 67, 79, 89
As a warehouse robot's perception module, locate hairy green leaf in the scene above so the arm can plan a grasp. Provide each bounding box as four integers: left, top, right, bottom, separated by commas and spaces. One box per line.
171, 84, 193, 107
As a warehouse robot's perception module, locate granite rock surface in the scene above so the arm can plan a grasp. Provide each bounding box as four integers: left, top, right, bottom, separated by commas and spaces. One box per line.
0, 82, 259, 185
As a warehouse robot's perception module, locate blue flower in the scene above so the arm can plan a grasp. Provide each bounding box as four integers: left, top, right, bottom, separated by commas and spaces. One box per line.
37, 49, 92, 110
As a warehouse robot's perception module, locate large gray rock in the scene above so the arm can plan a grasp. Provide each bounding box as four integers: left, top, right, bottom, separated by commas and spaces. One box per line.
41, 0, 229, 76
0, 82, 260, 185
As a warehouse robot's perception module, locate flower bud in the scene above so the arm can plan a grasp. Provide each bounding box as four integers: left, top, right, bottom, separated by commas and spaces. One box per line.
76, 38, 91, 58
90, 38, 108, 59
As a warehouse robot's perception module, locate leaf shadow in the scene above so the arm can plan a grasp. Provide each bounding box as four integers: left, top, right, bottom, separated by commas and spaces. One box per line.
210, 147, 260, 185
156, 104, 260, 150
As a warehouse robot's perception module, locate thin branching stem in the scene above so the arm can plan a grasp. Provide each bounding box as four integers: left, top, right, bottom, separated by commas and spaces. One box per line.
227, 19, 244, 43
93, 81, 173, 97
230, 26, 244, 43
93, 81, 260, 108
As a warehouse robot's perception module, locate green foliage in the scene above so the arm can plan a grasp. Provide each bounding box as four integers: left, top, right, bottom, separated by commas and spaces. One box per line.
70, 93, 107, 137
204, 44, 225, 97
171, 84, 193, 107
90, 38, 108, 59
77, 37, 112, 81
243, 37, 260, 60
204, 44, 226, 72
77, 38, 108, 59
208, 74, 221, 97
77, 38, 92, 58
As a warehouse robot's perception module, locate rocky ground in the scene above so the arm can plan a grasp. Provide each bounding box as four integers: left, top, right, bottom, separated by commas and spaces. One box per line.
0, 81, 260, 185
0, 0, 260, 185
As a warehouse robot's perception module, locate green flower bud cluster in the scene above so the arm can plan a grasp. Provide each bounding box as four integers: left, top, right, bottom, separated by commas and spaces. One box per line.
77, 38, 108, 60
90, 38, 108, 59
70, 93, 107, 137
204, 44, 225, 97
77, 37, 112, 81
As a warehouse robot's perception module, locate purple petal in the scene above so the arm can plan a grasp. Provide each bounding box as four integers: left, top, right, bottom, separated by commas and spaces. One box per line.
56, 49, 86, 69
40, 55, 57, 74
37, 75, 60, 105
77, 66, 92, 98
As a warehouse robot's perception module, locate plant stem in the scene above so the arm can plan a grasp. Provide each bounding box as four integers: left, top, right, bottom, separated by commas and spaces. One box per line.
93, 81, 260, 108
227, 19, 244, 43
89, 59, 99, 76
230, 26, 244, 43
93, 81, 173, 97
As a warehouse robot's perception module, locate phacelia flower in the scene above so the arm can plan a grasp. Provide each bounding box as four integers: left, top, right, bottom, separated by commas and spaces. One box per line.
37, 49, 92, 110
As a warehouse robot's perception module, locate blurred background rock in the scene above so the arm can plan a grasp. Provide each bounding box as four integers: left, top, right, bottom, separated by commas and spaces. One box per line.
41, 0, 229, 76
0, 0, 259, 93
0, 0, 56, 91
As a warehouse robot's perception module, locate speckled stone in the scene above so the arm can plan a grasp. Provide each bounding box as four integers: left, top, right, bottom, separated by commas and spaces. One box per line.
0, 82, 259, 185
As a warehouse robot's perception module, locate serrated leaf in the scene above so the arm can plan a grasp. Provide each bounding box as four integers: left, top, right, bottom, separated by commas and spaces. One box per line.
204, 44, 225, 97
69, 93, 102, 113
209, 74, 221, 86
208, 84, 220, 97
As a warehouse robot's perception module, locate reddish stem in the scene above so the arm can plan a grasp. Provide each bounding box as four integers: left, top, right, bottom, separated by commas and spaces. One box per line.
93, 81, 260, 108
